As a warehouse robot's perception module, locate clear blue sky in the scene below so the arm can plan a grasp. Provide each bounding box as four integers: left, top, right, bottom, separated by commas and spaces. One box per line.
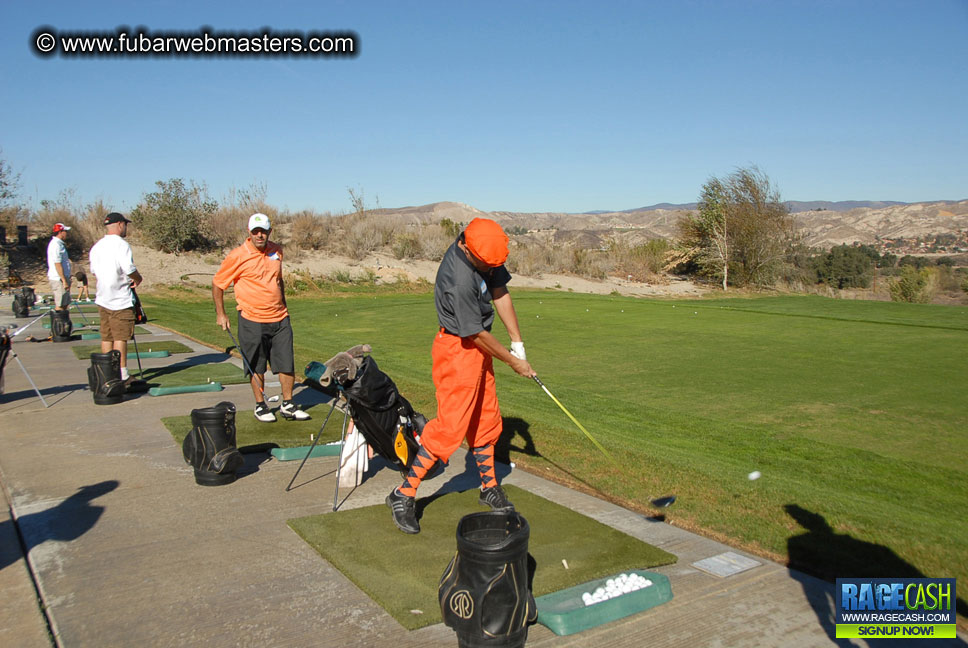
2, 0, 966, 214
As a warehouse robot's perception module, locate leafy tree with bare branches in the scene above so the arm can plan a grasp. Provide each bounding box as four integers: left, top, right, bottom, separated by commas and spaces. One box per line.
132, 178, 218, 253
674, 166, 793, 289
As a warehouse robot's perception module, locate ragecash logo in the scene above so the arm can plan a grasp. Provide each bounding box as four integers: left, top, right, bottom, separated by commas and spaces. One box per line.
835, 578, 956, 639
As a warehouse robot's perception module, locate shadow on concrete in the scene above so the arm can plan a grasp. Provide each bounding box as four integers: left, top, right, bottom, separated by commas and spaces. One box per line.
137, 352, 234, 382
496, 416, 603, 495
2, 480, 119, 570
785, 504, 966, 646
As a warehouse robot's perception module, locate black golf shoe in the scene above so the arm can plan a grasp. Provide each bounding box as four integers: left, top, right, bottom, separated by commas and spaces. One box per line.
479, 485, 515, 511
386, 488, 420, 534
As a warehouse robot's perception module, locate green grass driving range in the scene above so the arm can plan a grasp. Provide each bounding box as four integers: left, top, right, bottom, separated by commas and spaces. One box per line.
143, 288, 967, 615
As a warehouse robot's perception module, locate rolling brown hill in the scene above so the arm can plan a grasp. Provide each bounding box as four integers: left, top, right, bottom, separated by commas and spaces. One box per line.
373, 199, 968, 250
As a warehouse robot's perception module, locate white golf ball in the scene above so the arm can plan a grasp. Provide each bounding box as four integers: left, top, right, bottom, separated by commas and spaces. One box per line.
748, 470, 761, 480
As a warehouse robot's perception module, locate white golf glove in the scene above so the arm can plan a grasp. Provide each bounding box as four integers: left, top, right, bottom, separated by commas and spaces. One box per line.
510, 341, 527, 361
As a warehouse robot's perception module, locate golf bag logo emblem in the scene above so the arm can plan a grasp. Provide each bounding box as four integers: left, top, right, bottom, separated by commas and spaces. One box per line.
449, 590, 474, 619
393, 427, 409, 464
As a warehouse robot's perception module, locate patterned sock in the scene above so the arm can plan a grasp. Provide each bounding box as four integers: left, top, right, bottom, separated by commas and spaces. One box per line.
473, 443, 498, 490
398, 445, 437, 498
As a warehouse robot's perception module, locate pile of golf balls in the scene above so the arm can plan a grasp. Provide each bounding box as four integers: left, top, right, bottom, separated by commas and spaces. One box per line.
580, 573, 653, 606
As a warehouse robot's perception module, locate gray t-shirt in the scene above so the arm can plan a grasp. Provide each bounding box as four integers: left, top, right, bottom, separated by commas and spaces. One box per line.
434, 239, 512, 337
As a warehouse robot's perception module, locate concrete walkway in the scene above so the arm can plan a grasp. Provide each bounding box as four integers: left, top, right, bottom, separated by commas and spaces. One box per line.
0, 308, 964, 647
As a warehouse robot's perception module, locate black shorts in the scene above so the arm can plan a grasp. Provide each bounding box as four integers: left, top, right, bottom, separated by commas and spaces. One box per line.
237, 314, 295, 375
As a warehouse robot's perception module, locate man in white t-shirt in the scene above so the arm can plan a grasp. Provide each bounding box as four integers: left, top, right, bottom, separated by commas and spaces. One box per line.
89, 212, 143, 382
47, 223, 72, 310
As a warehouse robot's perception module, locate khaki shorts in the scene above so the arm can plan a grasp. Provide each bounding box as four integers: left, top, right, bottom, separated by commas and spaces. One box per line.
98, 306, 136, 343
49, 279, 71, 309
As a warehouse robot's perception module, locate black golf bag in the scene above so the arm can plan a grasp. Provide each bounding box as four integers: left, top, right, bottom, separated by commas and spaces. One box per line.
87, 351, 126, 405
182, 401, 245, 486
49, 309, 73, 342
305, 355, 425, 474
12, 287, 32, 317
439, 511, 537, 648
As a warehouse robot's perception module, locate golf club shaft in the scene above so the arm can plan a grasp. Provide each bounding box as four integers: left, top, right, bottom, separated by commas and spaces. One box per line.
131, 335, 143, 376
533, 376, 612, 461
11, 312, 48, 338
225, 327, 275, 402
71, 300, 90, 324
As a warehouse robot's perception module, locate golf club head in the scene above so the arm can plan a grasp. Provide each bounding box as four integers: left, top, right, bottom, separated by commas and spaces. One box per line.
651, 495, 677, 509
267, 395, 280, 403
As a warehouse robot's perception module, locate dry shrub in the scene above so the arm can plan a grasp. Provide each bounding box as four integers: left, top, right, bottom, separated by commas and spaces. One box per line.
418, 223, 453, 261
506, 241, 558, 277
290, 210, 335, 250
572, 249, 610, 279
611, 239, 671, 282
209, 183, 275, 249
343, 215, 383, 260
393, 232, 422, 259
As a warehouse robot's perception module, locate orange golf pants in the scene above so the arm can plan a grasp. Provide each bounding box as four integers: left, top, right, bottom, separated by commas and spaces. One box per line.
420, 330, 503, 462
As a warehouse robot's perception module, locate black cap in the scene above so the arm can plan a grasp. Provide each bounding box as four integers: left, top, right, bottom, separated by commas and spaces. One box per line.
103, 212, 132, 225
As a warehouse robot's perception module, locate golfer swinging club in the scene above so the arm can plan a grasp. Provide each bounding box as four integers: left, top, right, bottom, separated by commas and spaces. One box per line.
212, 213, 310, 422
387, 218, 535, 534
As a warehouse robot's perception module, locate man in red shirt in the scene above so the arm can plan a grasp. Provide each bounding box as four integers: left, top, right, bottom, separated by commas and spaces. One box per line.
212, 213, 310, 422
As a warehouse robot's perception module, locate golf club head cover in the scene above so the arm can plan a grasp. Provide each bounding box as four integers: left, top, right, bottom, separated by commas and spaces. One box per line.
88, 351, 125, 405
439, 511, 537, 648
183, 401, 244, 486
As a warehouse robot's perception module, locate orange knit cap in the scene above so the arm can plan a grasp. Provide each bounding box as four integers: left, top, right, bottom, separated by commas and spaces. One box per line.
463, 218, 509, 267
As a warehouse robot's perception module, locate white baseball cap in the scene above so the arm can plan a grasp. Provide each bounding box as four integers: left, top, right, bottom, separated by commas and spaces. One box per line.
248, 213, 271, 231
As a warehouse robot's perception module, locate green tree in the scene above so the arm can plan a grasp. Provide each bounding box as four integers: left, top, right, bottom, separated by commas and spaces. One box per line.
131, 179, 218, 253
889, 266, 934, 303
815, 244, 874, 289
675, 166, 793, 289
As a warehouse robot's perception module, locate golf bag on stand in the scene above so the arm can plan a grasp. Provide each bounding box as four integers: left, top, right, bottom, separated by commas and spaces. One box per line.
49, 309, 73, 342
87, 351, 126, 405
439, 511, 537, 648
304, 353, 425, 475
182, 401, 245, 486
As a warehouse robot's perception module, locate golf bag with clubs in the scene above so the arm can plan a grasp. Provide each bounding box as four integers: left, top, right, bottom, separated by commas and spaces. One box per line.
182, 401, 245, 486
49, 309, 73, 342
439, 511, 537, 648
304, 352, 426, 475
87, 351, 126, 405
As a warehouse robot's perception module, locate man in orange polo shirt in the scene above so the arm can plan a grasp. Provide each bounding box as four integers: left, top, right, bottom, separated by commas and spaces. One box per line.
212, 213, 310, 422
386, 217, 535, 534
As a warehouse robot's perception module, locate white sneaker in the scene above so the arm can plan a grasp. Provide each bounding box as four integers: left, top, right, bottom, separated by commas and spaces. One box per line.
279, 401, 310, 421
254, 403, 276, 422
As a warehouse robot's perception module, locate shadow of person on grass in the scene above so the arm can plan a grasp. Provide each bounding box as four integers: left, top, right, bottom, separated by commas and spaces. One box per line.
1, 480, 119, 570
785, 504, 966, 646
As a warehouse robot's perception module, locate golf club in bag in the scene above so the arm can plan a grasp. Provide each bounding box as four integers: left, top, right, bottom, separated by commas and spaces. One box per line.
300, 349, 427, 509
304, 353, 425, 475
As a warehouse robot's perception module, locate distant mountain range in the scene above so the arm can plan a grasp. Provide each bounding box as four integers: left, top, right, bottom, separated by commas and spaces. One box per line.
619, 200, 923, 214
372, 199, 968, 249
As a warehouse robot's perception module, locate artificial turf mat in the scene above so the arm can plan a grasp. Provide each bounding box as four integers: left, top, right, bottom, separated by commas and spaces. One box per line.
71, 340, 193, 360
77, 326, 150, 339
138, 361, 248, 387
287, 485, 676, 630
162, 401, 343, 450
